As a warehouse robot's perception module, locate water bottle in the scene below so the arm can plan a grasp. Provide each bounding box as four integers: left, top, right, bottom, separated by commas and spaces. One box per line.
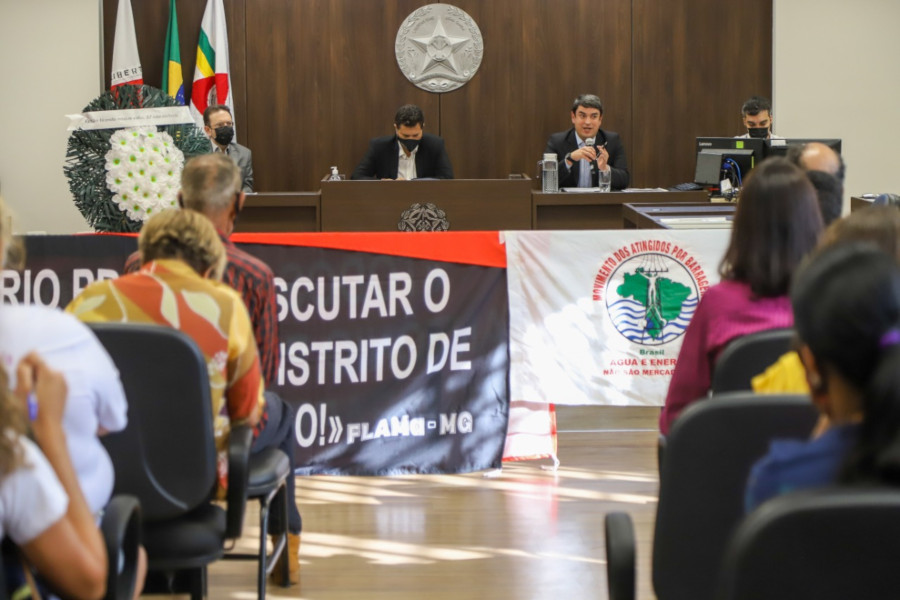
541, 153, 558, 193
328, 166, 341, 181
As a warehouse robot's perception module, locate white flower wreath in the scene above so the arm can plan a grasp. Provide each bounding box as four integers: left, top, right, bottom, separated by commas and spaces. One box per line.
104, 127, 185, 222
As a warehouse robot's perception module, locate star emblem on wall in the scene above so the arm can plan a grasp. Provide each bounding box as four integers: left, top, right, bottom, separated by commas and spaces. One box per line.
410, 18, 469, 76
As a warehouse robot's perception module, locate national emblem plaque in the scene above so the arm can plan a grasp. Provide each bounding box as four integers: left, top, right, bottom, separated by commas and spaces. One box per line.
395, 4, 484, 93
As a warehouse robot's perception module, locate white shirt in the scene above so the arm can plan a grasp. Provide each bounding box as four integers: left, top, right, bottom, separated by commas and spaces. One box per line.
397, 142, 419, 181
0, 305, 128, 515
736, 132, 785, 140
0, 434, 68, 544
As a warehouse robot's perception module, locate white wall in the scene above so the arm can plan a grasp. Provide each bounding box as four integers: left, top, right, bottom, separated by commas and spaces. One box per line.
0, 0, 102, 234
774, 0, 900, 201
1, 2, 897, 233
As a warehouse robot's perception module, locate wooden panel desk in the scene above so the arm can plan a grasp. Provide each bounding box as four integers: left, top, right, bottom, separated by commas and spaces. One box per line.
235, 192, 320, 232
533, 190, 708, 230
320, 179, 534, 231
623, 202, 736, 229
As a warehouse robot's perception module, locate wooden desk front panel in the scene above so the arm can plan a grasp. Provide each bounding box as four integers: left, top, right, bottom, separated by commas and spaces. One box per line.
533, 190, 708, 230
235, 192, 321, 232
321, 179, 534, 231
623, 202, 736, 229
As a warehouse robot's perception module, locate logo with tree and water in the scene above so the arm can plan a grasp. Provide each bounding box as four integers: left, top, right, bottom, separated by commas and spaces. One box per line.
595, 249, 704, 346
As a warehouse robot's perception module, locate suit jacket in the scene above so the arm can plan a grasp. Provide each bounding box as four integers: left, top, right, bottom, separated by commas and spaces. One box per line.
216, 142, 254, 192
544, 128, 629, 190
351, 133, 454, 180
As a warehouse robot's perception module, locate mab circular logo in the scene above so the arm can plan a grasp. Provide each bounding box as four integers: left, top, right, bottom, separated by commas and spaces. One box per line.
592, 241, 709, 347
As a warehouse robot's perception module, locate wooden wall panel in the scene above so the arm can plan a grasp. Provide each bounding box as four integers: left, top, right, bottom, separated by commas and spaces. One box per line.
102, 0, 772, 193
438, 0, 633, 181
631, 0, 773, 187
244, 0, 440, 190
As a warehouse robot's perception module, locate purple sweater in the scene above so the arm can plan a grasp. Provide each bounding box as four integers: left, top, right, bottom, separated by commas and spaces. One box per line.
659, 279, 793, 434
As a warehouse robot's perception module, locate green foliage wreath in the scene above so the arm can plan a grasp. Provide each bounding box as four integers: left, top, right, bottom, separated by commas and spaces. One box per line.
64, 85, 209, 233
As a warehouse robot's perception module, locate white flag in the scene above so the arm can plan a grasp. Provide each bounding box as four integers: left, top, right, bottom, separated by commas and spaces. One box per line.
110, 0, 143, 89
189, 0, 234, 127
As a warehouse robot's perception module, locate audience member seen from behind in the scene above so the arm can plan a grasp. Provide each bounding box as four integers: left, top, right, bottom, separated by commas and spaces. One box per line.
124, 153, 280, 387
806, 170, 843, 227
745, 244, 900, 511
121, 155, 303, 584
67, 209, 260, 494
753, 206, 900, 394
659, 158, 823, 434
0, 197, 129, 518
787, 141, 845, 183
0, 354, 107, 600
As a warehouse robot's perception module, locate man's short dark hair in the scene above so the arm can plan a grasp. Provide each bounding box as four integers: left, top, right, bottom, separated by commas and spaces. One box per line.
806, 170, 844, 226
394, 104, 425, 128
203, 104, 232, 127
741, 96, 772, 117
571, 94, 604, 115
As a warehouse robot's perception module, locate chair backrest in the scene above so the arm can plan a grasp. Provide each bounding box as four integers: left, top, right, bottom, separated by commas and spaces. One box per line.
652, 393, 818, 600
711, 328, 794, 394
89, 322, 217, 522
718, 487, 900, 600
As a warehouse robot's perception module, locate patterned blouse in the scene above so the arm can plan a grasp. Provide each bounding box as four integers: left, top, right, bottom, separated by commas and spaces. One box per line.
67, 259, 263, 491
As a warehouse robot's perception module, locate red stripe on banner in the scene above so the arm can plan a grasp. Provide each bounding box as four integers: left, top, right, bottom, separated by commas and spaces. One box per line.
231, 231, 507, 268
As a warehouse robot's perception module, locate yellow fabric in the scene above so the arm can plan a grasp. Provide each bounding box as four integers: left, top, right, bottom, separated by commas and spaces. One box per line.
751, 351, 810, 394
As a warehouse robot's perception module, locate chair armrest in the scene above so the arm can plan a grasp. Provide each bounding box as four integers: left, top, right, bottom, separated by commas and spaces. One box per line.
657, 433, 667, 473
605, 511, 636, 600
101, 494, 141, 600
225, 425, 253, 539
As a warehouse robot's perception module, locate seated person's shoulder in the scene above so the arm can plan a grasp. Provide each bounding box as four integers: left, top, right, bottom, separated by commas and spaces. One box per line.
226, 244, 275, 281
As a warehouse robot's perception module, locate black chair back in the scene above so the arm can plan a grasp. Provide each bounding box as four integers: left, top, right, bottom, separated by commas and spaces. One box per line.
718, 487, 900, 600
652, 393, 817, 600
711, 328, 794, 394
90, 323, 217, 522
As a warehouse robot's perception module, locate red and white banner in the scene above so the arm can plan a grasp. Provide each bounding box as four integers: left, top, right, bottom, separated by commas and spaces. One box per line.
505, 230, 731, 407
110, 0, 143, 89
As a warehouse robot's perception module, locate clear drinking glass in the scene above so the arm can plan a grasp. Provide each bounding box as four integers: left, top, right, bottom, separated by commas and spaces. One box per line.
597, 169, 611, 193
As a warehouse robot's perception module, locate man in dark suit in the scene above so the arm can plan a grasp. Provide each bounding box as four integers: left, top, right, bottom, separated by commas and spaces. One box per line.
545, 94, 629, 190
351, 104, 454, 180
204, 104, 254, 192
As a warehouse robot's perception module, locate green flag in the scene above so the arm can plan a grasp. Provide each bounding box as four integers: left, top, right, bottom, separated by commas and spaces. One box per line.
162, 0, 184, 104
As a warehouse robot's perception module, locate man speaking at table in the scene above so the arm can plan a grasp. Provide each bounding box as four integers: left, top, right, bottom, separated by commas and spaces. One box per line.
545, 94, 629, 190
351, 104, 454, 180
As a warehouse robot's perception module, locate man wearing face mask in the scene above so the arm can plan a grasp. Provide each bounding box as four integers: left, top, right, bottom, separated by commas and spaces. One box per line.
737, 96, 784, 140
204, 104, 254, 192
350, 104, 454, 180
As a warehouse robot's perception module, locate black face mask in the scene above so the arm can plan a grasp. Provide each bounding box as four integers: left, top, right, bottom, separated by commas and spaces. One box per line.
747, 127, 769, 139
214, 125, 234, 146
400, 138, 420, 152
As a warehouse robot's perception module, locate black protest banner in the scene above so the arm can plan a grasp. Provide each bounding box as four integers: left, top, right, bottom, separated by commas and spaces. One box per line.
245, 233, 509, 475
12, 233, 509, 475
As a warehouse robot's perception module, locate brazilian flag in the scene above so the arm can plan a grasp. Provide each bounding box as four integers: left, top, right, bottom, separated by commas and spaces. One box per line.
162, 0, 185, 104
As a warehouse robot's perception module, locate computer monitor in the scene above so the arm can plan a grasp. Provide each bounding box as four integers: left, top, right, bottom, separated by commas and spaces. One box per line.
694, 149, 755, 187
764, 138, 842, 158
694, 137, 765, 185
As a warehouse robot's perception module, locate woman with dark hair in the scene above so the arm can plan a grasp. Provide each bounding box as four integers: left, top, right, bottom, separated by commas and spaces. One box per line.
745, 244, 900, 510
659, 158, 824, 433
